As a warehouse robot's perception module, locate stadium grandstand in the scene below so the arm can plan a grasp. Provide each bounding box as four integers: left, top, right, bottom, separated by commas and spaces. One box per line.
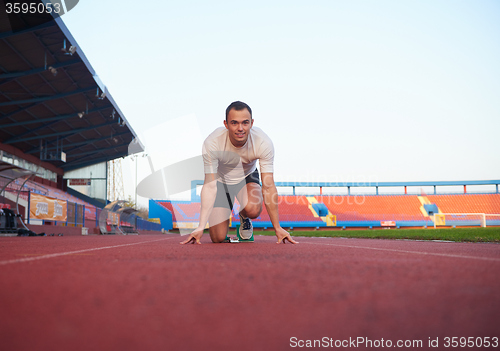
0, 2, 160, 235
150, 180, 500, 231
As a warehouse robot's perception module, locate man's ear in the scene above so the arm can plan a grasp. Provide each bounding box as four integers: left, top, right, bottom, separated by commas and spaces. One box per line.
223, 119, 228, 129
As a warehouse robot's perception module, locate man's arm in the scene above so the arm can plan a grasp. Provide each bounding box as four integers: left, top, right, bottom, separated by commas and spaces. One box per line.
180, 173, 217, 244
261, 172, 298, 244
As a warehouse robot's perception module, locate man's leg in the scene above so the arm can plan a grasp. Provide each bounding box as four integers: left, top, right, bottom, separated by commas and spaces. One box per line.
208, 181, 234, 243
237, 182, 263, 219
236, 183, 262, 241
208, 207, 231, 243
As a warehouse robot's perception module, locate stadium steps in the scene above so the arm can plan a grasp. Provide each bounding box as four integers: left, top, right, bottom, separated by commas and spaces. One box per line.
306, 197, 335, 226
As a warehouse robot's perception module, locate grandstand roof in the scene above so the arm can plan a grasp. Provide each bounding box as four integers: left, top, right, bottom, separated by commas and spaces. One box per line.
0, 2, 143, 172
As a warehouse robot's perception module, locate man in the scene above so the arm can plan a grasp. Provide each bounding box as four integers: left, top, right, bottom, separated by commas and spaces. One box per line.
181, 101, 297, 245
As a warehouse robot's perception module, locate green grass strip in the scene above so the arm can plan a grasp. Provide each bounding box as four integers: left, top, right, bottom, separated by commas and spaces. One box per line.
254, 227, 500, 243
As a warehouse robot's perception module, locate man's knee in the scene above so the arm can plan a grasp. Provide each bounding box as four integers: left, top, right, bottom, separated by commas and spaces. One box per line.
208, 224, 228, 243
242, 203, 262, 219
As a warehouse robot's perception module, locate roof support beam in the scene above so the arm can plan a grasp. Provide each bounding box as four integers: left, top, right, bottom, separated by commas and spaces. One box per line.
0, 21, 56, 40
1, 105, 110, 129
0, 102, 38, 122
63, 131, 130, 153
0, 59, 80, 80
4, 120, 119, 144
25, 131, 130, 154
61, 150, 129, 171
0, 86, 95, 107
68, 143, 131, 158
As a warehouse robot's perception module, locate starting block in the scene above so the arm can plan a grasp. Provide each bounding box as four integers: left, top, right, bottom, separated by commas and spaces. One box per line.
236, 224, 254, 242
224, 225, 254, 243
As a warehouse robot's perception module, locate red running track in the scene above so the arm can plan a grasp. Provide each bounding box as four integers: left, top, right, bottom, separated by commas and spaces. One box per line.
0, 234, 499, 351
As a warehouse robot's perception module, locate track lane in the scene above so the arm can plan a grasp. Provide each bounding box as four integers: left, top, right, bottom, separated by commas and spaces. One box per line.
1, 234, 498, 351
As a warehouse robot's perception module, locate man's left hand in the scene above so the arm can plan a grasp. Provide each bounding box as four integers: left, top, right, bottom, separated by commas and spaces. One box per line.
275, 227, 298, 244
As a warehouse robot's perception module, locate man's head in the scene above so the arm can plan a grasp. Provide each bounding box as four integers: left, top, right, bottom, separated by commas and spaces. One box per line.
225, 101, 252, 121
224, 101, 253, 147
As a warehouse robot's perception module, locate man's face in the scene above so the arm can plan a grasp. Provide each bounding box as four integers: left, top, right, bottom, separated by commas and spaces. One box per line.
224, 108, 253, 147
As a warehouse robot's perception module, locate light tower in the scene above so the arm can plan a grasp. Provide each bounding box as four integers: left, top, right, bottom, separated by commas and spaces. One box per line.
107, 158, 125, 202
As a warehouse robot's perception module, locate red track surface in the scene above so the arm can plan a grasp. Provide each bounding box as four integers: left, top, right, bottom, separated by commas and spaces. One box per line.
1, 234, 499, 351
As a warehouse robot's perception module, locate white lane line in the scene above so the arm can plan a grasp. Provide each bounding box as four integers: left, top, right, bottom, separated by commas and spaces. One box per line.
0, 237, 177, 266
301, 241, 500, 262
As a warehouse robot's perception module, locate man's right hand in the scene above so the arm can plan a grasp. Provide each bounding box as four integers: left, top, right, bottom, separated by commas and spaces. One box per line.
180, 228, 204, 245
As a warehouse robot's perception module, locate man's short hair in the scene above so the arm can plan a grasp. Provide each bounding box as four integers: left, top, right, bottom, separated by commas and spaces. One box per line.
225, 101, 252, 121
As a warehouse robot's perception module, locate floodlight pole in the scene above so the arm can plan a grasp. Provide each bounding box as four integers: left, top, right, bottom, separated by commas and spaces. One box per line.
135, 155, 138, 210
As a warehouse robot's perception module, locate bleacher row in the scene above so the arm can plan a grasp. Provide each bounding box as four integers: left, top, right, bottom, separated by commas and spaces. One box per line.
427, 194, 500, 215
158, 193, 500, 228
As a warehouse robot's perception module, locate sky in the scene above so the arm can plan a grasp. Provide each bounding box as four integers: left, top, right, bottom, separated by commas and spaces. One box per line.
61, 0, 500, 205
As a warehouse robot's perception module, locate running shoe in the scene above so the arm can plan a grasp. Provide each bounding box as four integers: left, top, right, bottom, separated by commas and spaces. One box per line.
239, 217, 253, 240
